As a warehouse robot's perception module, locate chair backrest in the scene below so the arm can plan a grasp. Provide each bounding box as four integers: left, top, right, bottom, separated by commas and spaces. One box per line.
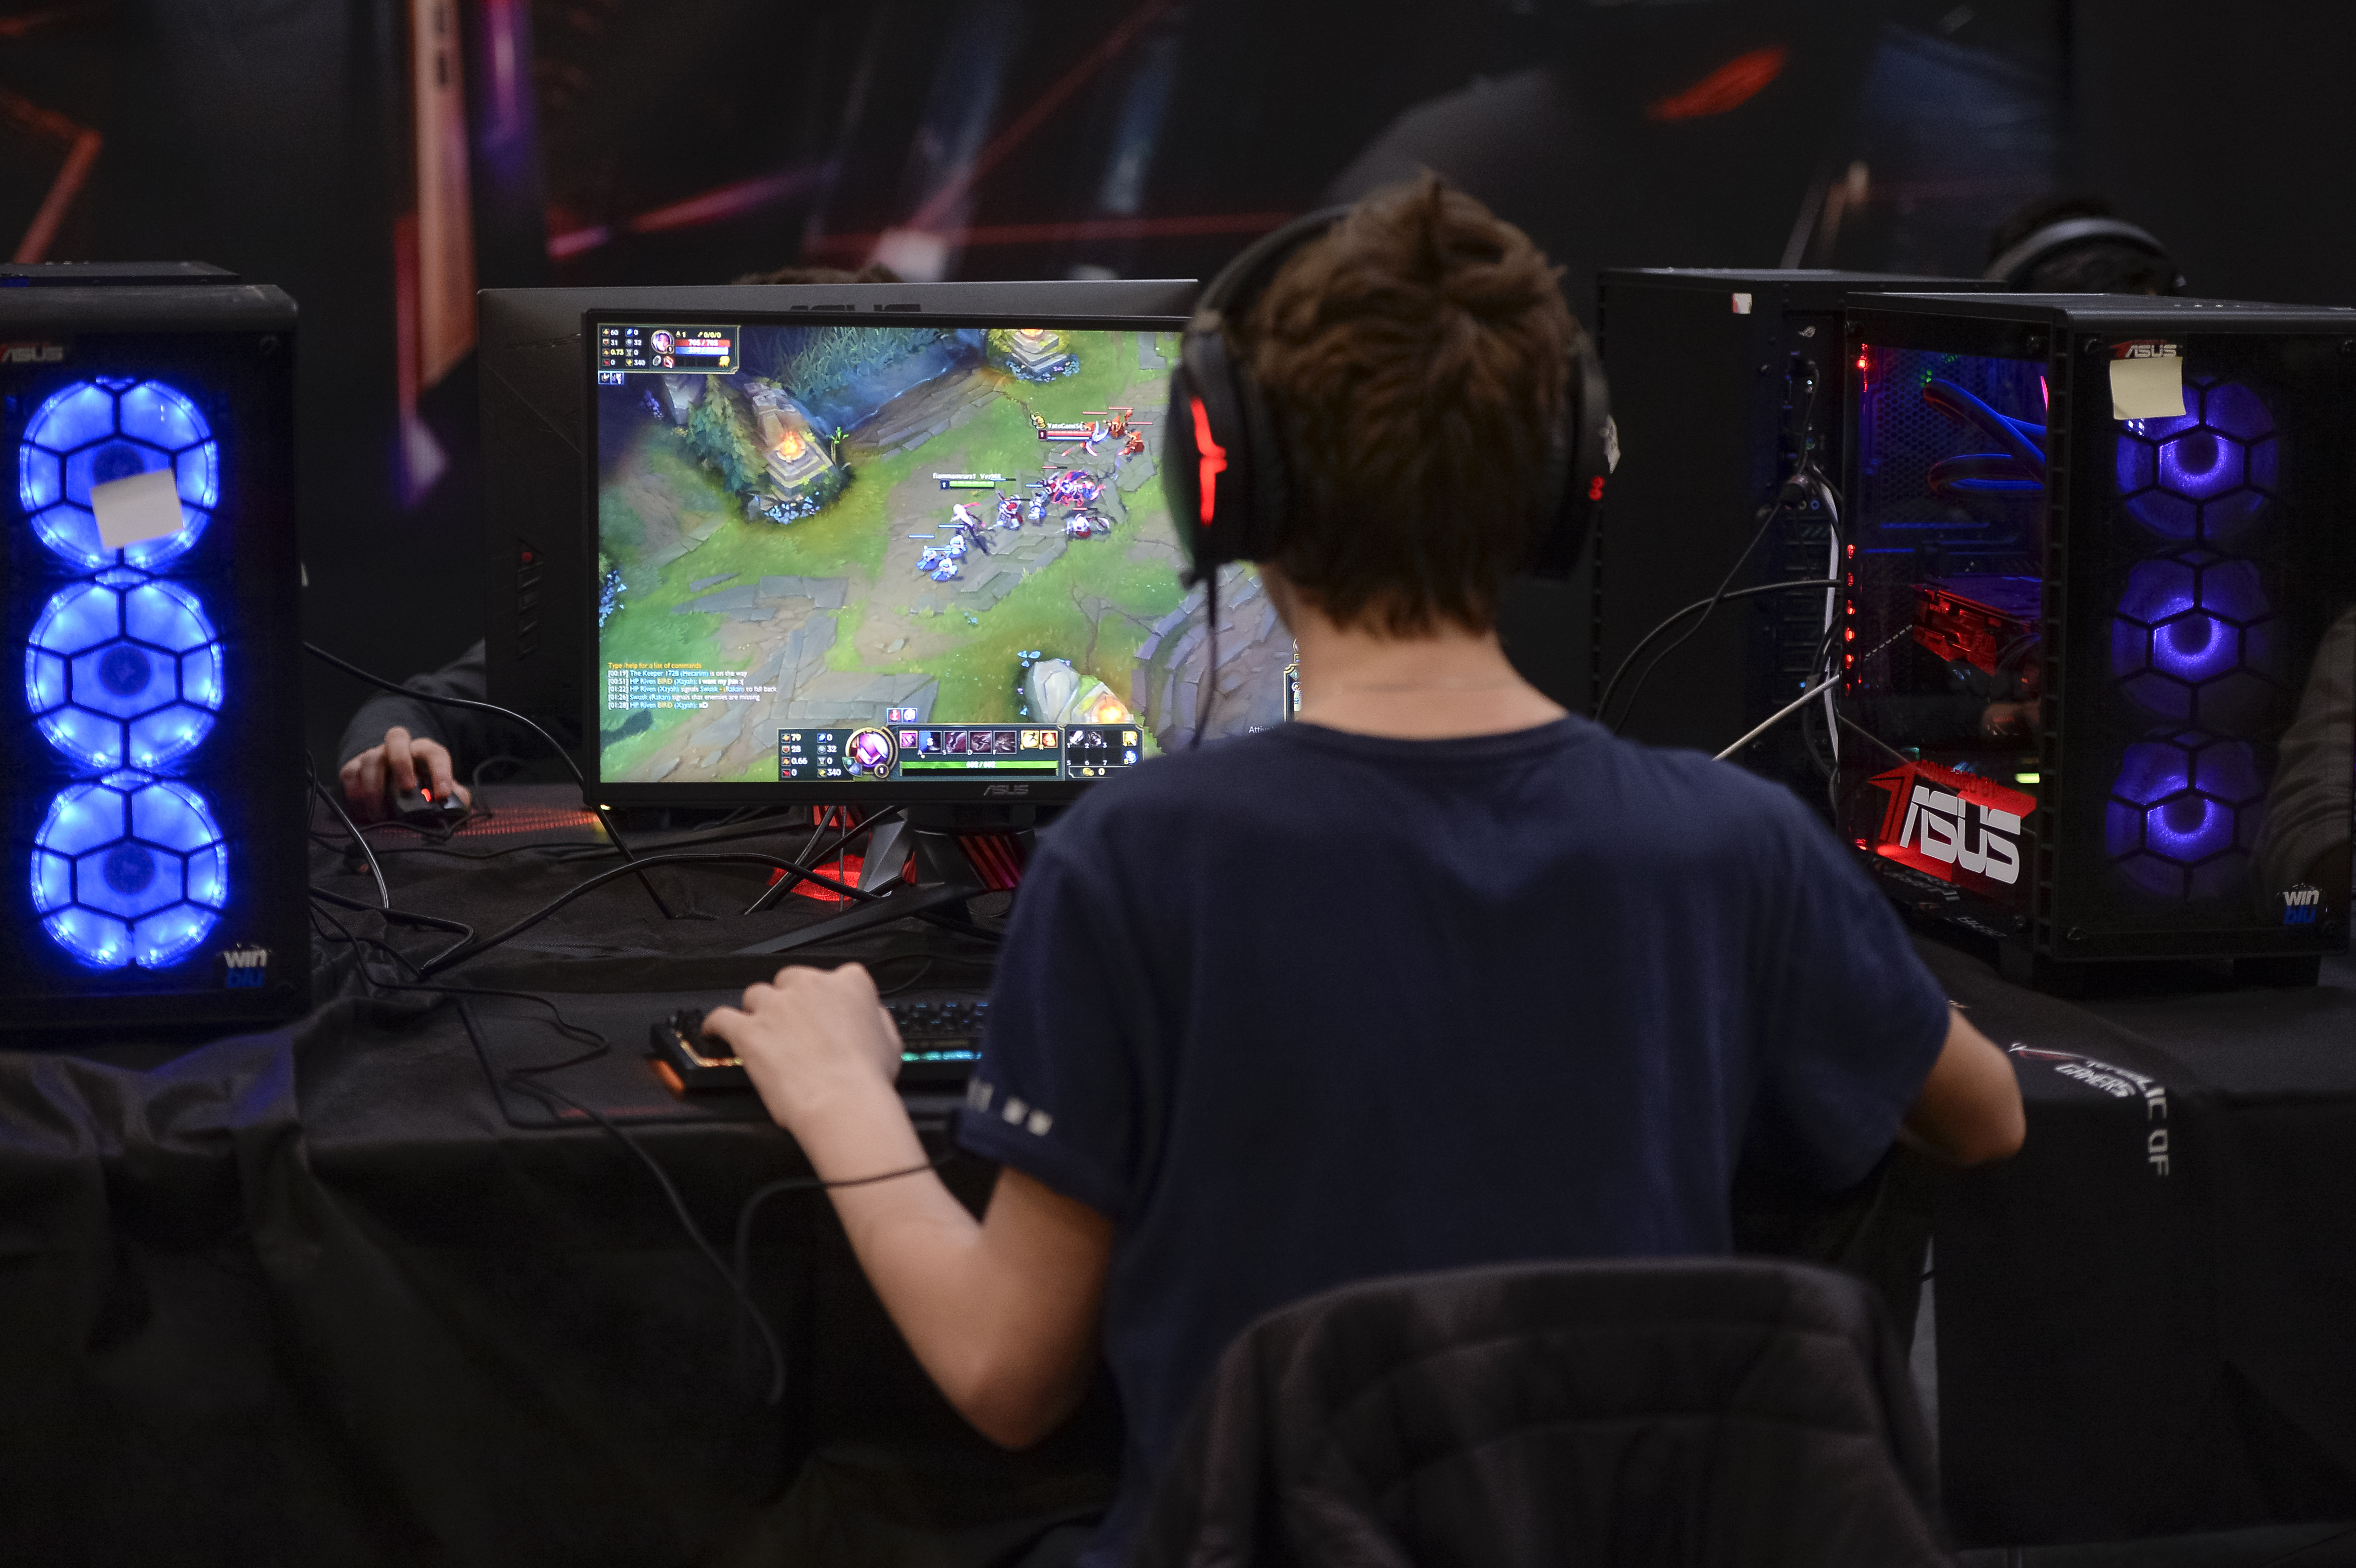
1132, 1256, 1948, 1568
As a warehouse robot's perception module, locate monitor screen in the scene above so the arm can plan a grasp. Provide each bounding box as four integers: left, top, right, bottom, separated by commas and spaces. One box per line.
587, 312, 1293, 799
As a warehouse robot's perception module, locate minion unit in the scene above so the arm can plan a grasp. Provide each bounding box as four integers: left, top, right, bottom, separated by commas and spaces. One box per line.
0, 265, 307, 1032
1839, 294, 2356, 987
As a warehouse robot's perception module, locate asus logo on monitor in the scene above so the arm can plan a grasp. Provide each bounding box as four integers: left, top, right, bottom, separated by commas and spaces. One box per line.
1, 342, 65, 363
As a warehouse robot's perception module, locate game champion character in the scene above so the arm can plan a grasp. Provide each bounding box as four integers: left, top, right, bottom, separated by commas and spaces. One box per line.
949, 511, 992, 556
995, 495, 1025, 530
1044, 468, 1105, 509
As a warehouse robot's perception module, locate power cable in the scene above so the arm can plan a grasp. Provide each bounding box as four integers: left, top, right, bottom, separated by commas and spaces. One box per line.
308, 772, 390, 910
417, 850, 872, 977
1716, 673, 1843, 761
1596, 578, 1840, 727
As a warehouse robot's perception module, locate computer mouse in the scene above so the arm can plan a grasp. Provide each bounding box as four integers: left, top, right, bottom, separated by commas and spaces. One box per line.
387, 781, 471, 830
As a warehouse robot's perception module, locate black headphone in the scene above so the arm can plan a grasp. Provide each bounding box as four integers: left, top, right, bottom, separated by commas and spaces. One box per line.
1163, 206, 1614, 586
1984, 214, 2187, 293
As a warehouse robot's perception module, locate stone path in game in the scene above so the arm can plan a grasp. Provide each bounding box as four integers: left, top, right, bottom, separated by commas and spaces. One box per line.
1132, 568, 1293, 739
635, 576, 936, 783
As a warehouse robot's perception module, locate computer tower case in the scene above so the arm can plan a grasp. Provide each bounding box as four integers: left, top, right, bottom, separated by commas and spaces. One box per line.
1840, 293, 2356, 982
1590, 270, 2005, 788
0, 270, 310, 1032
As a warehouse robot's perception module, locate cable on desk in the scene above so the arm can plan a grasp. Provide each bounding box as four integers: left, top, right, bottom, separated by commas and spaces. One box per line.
303, 641, 678, 920
309, 884, 477, 970
746, 808, 899, 916
307, 902, 796, 1405
504, 1070, 790, 1404
419, 850, 875, 977
308, 772, 390, 910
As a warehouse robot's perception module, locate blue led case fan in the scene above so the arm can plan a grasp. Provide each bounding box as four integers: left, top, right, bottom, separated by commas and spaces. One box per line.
19, 377, 228, 969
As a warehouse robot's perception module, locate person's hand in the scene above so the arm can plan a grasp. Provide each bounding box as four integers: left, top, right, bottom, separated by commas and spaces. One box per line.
338, 726, 471, 822
703, 963, 904, 1138
1979, 700, 2039, 739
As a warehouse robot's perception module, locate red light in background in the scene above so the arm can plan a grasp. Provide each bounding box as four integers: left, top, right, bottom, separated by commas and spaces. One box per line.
1645, 45, 1789, 122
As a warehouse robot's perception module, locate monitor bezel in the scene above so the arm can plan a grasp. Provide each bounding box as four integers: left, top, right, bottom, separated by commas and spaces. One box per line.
582, 306, 1195, 807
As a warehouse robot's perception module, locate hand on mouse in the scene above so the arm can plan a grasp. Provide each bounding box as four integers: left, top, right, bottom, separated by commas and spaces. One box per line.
703, 963, 905, 1138
338, 726, 472, 823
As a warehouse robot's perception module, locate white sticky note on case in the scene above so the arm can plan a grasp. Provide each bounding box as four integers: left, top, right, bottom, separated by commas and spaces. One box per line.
1731, 292, 1753, 315
91, 468, 184, 549
2110, 354, 2185, 420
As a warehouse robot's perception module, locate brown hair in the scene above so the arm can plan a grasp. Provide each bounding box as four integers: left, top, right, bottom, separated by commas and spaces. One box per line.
1232, 174, 1579, 634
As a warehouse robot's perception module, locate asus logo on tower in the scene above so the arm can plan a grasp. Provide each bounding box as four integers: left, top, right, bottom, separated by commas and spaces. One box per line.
1865, 761, 2034, 895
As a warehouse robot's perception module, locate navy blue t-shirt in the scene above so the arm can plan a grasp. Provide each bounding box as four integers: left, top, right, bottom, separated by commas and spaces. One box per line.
954, 716, 1950, 1565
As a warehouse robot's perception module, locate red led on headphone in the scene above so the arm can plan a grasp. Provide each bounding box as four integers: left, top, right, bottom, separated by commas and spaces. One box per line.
1189, 395, 1226, 525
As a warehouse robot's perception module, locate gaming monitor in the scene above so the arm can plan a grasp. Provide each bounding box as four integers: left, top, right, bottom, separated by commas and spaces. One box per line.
481, 278, 1201, 746
586, 308, 1295, 804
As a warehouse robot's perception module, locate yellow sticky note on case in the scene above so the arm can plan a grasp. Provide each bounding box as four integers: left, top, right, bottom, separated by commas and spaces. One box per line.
2110, 353, 2185, 420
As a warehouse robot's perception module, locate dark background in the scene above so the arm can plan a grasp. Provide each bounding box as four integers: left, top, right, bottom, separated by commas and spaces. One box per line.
0, 0, 2343, 767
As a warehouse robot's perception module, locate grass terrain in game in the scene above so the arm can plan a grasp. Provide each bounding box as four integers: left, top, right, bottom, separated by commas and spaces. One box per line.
593, 328, 1189, 782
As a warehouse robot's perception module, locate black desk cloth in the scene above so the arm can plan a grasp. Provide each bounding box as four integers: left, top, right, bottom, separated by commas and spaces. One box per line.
1921, 938, 2356, 1550
0, 787, 2350, 1563
0, 796, 1119, 1567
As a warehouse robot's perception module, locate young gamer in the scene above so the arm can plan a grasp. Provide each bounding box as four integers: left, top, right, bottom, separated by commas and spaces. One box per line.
702, 176, 2026, 1564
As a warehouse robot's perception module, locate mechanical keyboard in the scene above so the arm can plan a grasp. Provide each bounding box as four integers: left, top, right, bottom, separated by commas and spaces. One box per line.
650, 991, 988, 1093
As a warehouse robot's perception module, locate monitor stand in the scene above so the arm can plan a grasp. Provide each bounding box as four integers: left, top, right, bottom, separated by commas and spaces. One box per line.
735, 804, 1033, 958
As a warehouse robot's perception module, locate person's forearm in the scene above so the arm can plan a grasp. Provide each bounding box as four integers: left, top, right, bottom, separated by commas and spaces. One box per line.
792, 1075, 1064, 1438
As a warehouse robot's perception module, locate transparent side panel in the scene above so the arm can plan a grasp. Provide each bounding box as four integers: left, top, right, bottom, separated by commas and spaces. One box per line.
1841, 345, 2049, 920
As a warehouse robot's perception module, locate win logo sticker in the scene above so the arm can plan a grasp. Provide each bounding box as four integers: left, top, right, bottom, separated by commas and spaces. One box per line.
220, 945, 270, 988
2282, 884, 2323, 926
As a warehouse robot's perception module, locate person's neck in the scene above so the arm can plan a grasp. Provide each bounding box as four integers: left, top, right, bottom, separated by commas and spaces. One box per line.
1283, 591, 1567, 741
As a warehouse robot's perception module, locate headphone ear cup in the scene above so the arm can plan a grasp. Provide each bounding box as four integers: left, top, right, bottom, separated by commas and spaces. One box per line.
1167, 325, 1250, 581
1163, 357, 1207, 575
1527, 335, 1613, 579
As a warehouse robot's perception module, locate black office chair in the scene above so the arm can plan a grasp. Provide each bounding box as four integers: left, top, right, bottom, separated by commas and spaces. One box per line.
1131, 1257, 1949, 1568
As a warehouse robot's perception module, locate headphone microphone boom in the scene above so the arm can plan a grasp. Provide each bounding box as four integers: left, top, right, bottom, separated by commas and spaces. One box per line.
1162, 206, 1615, 586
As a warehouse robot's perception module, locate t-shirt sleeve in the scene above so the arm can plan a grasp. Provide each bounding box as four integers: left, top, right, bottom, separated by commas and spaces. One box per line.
1748, 793, 1954, 1190
954, 833, 1146, 1219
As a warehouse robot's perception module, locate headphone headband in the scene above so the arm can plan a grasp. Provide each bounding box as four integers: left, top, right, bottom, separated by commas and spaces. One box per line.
1986, 214, 2182, 291
1164, 206, 1611, 586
